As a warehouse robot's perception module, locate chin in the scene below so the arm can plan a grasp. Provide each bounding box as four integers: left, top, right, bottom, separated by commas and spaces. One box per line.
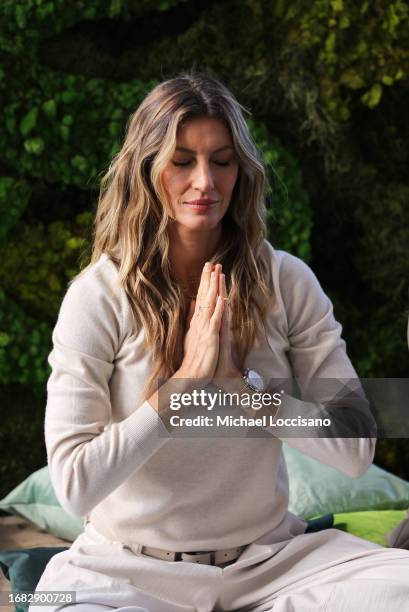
177, 216, 223, 230
183, 223, 221, 233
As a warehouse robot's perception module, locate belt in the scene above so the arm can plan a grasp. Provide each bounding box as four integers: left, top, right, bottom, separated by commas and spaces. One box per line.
139, 544, 246, 566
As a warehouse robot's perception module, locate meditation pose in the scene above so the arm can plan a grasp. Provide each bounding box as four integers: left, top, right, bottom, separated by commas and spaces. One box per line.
31, 72, 409, 612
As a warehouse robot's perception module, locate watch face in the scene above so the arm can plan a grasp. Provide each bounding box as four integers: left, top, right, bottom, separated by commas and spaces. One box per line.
247, 369, 265, 392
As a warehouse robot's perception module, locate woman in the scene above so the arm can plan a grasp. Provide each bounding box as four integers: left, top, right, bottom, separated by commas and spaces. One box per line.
30, 72, 409, 612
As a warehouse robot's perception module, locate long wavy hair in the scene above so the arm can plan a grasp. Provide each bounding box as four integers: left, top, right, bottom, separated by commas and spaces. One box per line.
72, 71, 275, 401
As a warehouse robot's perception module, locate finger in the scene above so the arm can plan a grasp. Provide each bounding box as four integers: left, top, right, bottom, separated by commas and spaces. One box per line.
218, 299, 231, 375
210, 295, 225, 328
198, 262, 221, 303
210, 264, 222, 298
197, 265, 222, 316
217, 274, 228, 329
196, 262, 213, 304
186, 299, 196, 328
219, 273, 227, 299
207, 268, 220, 310
196, 270, 217, 319
221, 298, 230, 338
219, 300, 227, 344
226, 299, 232, 335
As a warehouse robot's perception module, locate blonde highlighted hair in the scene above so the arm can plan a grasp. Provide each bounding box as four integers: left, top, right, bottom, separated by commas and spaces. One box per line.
72, 70, 275, 401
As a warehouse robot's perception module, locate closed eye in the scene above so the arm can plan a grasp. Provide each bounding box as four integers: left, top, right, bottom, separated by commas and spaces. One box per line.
172, 160, 231, 167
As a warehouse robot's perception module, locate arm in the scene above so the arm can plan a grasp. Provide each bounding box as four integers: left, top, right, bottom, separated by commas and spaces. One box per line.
267, 251, 377, 478
45, 263, 170, 518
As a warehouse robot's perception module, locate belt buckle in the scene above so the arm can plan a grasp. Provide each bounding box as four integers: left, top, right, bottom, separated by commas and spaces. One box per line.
180, 551, 215, 565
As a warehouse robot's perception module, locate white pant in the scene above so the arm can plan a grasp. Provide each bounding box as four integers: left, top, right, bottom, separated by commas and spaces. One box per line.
64, 608, 148, 612
28, 521, 409, 611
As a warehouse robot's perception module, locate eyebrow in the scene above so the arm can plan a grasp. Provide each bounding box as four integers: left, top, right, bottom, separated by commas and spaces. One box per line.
175, 145, 234, 154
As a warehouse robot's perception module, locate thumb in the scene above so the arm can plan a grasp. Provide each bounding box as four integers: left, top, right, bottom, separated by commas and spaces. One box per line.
220, 299, 229, 338
187, 298, 196, 328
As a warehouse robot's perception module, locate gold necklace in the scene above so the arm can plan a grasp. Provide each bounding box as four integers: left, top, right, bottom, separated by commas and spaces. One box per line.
175, 278, 200, 301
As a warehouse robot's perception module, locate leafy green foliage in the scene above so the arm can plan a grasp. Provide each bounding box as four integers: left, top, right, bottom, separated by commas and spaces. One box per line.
0, 289, 52, 395
0, 177, 31, 246
354, 181, 409, 306
282, 0, 409, 121
249, 119, 312, 261
1, 65, 153, 187
0, 212, 93, 321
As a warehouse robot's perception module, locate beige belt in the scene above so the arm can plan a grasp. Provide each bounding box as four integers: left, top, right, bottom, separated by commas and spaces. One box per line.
139, 544, 246, 566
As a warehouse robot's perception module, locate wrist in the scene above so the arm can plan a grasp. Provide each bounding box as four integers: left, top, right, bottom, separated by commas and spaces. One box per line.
213, 369, 247, 395
213, 368, 242, 386
213, 369, 276, 420
173, 368, 208, 394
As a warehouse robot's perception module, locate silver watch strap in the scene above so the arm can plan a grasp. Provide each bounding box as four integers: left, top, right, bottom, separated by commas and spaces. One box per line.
242, 369, 258, 392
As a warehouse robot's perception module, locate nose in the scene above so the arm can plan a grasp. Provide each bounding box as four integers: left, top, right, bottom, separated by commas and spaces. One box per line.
192, 160, 215, 192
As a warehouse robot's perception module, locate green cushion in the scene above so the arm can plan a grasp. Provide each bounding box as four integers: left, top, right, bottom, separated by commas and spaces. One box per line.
0, 547, 68, 611
333, 510, 406, 546
0, 467, 84, 541
284, 444, 409, 518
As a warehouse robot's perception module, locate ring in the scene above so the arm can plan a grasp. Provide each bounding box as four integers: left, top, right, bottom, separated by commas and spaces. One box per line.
198, 305, 211, 311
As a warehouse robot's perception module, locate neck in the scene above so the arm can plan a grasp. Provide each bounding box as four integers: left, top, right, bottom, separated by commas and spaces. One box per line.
168, 224, 222, 284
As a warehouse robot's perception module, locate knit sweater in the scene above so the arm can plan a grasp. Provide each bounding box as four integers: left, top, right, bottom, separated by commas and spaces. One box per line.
45, 240, 375, 551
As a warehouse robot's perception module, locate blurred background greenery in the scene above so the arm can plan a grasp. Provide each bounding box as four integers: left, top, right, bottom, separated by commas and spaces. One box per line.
0, 0, 408, 498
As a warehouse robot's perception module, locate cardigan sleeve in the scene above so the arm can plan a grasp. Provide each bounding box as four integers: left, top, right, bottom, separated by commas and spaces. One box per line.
265, 250, 377, 478
45, 264, 169, 518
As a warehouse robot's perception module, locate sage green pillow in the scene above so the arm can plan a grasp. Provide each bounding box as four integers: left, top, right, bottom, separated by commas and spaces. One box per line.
0, 466, 84, 542
284, 444, 409, 518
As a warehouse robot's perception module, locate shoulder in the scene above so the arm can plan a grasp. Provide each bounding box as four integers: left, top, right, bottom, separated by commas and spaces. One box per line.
56, 253, 127, 351
260, 240, 321, 293
67, 253, 122, 300
260, 240, 332, 335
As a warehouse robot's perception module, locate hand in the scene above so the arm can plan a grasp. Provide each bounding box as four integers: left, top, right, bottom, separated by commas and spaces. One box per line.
213, 268, 239, 381
177, 262, 225, 386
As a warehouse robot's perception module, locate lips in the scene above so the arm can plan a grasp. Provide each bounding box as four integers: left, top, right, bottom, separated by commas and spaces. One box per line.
184, 200, 218, 212
185, 199, 218, 205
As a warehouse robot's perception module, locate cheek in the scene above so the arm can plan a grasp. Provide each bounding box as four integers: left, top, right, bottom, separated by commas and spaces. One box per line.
160, 172, 180, 217
225, 168, 239, 195
162, 172, 184, 205
170, 176, 187, 198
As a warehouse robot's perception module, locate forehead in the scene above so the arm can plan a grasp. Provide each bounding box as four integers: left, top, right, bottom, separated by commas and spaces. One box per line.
176, 116, 233, 150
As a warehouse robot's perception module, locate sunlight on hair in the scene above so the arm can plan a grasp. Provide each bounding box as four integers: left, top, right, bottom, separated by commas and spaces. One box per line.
70, 71, 276, 401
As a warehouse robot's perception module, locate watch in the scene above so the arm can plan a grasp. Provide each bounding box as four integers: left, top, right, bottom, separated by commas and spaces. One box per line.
242, 368, 265, 393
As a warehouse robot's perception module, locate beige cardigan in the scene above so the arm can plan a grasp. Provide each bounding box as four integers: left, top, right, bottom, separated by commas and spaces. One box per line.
44, 240, 375, 551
